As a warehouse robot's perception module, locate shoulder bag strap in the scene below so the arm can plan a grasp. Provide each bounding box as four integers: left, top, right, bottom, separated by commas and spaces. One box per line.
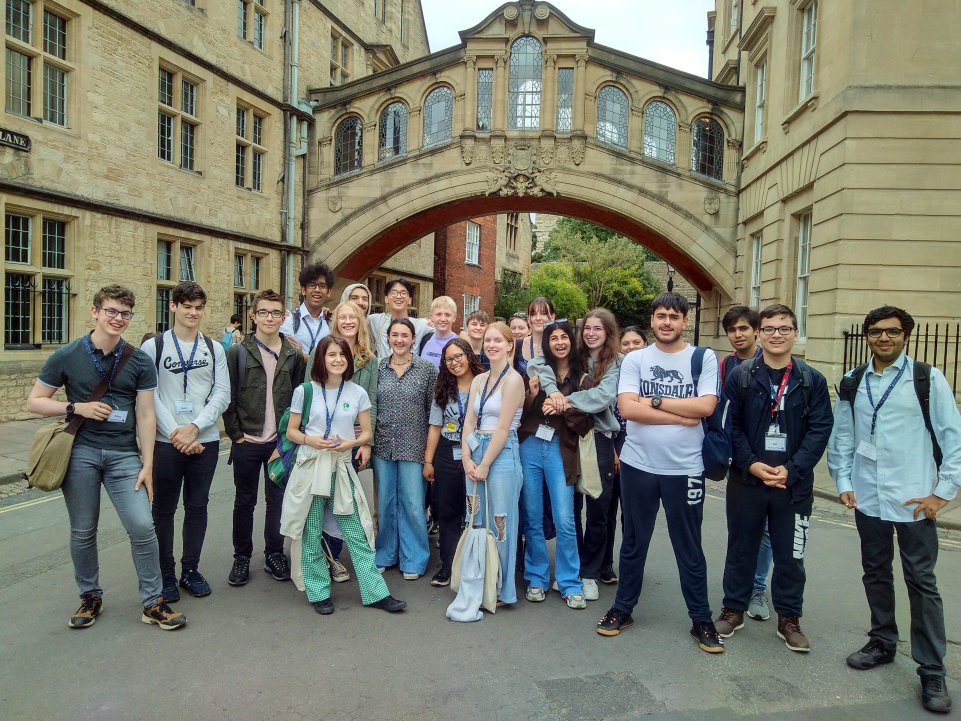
66, 342, 136, 437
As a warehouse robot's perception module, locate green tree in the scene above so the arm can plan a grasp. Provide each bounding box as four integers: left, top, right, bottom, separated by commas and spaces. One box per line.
529, 264, 589, 319
548, 217, 661, 263
493, 269, 534, 319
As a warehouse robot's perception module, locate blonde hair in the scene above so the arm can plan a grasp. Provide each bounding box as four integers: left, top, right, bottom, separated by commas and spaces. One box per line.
484, 321, 516, 357
330, 301, 374, 368
431, 295, 457, 314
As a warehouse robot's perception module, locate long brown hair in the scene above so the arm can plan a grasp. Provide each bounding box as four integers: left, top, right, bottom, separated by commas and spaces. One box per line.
580, 308, 620, 383
433, 338, 485, 408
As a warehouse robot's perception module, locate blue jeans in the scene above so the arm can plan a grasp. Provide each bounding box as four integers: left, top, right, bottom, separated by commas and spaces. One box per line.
60, 444, 162, 607
519, 435, 580, 597
754, 520, 773, 591
467, 431, 523, 604
372, 456, 429, 575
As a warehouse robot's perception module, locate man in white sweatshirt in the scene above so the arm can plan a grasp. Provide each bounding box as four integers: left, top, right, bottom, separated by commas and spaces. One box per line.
141, 281, 230, 602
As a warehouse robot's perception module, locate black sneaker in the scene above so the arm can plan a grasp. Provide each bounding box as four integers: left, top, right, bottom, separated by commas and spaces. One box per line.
368, 595, 407, 612
179, 569, 212, 598
431, 564, 452, 587
599, 566, 618, 585
847, 637, 896, 670
161, 574, 180, 603
691, 620, 725, 653
313, 598, 334, 615
596, 606, 633, 636
264, 552, 291, 581
228, 556, 250, 586
921, 674, 952, 714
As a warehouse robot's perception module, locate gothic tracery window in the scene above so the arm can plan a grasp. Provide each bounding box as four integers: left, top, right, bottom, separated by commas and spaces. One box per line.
334, 116, 363, 175
508, 36, 542, 130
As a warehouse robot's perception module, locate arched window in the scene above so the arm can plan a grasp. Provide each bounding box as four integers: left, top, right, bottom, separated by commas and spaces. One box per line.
508, 36, 542, 130
378, 102, 408, 161
692, 117, 724, 181
334, 116, 363, 176
422, 86, 453, 147
596, 86, 629, 149
643, 101, 676, 164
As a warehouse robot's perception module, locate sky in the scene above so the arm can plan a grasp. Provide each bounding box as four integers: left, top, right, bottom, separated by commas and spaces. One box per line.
419, 0, 716, 78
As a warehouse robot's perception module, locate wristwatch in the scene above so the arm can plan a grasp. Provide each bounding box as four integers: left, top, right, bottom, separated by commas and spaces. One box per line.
65, 402, 75, 415
651, 396, 663, 409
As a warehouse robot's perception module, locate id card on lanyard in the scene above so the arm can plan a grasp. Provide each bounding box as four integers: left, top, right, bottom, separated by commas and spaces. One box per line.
857, 360, 907, 460
765, 362, 791, 452
171, 331, 199, 415
82, 335, 127, 422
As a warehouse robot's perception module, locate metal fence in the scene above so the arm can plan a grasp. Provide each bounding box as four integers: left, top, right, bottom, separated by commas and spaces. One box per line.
842, 322, 960, 392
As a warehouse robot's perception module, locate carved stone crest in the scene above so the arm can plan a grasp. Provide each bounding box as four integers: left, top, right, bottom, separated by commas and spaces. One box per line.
571, 135, 586, 166
328, 196, 342, 212
534, 2, 550, 20
461, 137, 475, 165
485, 143, 558, 197
703, 197, 720, 215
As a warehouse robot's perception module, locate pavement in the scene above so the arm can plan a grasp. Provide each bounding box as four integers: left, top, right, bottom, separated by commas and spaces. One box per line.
0, 461, 959, 721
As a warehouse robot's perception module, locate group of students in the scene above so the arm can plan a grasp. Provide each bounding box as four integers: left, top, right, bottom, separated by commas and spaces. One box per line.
27, 261, 958, 714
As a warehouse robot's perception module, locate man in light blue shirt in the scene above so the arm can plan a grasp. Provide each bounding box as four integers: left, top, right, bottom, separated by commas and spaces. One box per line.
279, 261, 332, 361
828, 305, 960, 715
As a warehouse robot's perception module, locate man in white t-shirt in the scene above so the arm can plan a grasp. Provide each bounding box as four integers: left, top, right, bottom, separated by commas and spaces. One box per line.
367, 279, 431, 359
597, 293, 723, 654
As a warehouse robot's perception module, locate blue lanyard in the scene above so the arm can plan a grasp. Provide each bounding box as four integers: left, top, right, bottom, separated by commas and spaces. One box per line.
864, 360, 907, 441
170, 331, 199, 398
320, 380, 345, 439
455, 390, 468, 431
255, 337, 279, 361
82, 335, 124, 402
478, 365, 510, 422
303, 315, 320, 353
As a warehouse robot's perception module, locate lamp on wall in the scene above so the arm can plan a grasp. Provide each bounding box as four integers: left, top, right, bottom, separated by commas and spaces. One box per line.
665, 262, 676, 293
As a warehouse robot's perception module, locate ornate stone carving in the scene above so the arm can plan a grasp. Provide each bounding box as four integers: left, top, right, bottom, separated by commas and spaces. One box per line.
475, 141, 492, 165
454, 92, 465, 105
503, 3, 519, 20
571, 134, 586, 165
631, 105, 643, 119
543, 54, 557, 68
585, 92, 596, 106
539, 136, 555, 166
491, 136, 506, 164
364, 122, 377, 135
727, 138, 743, 151
495, 54, 509, 68
409, 105, 422, 119
464, 55, 476, 69
556, 142, 571, 166
534, 3, 550, 20
327, 196, 342, 212
485, 143, 558, 197
703, 197, 720, 215
576, 54, 589, 67
461, 137, 475, 165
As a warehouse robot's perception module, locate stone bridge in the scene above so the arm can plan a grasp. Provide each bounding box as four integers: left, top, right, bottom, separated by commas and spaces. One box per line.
306, 1, 745, 297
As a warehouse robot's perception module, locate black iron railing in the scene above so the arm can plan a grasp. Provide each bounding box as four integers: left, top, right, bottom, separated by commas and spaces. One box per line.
843, 322, 960, 392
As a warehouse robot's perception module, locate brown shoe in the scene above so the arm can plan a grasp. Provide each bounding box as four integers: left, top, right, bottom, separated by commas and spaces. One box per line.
141, 597, 187, 630
715, 607, 744, 638
69, 593, 103, 629
777, 615, 810, 652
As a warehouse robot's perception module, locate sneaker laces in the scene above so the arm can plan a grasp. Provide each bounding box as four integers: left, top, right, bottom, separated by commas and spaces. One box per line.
233, 557, 250, 575
861, 637, 886, 654
717, 607, 740, 624
78, 595, 98, 613
700, 621, 721, 640
750, 588, 766, 604
925, 676, 946, 693
781, 616, 802, 635
600, 609, 622, 625
270, 553, 290, 573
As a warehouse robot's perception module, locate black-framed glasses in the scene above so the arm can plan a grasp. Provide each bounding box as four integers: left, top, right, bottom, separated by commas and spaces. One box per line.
759, 325, 796, 336
444, 352, 467, 365
866, 327, 904, 339
388, 290, 410, 298
305, 282, 328, 291
98, 307, 134, 320
255, 310, 285, 319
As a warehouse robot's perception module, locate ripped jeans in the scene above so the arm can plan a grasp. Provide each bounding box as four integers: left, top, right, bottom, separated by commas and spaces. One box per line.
466, 431, 523, 604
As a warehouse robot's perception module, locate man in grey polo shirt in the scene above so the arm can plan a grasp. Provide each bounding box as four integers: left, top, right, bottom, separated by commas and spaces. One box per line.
27, 285, 187, 631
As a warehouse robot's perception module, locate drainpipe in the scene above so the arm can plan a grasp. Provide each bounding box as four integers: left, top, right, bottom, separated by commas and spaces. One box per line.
285, 0, 301, 308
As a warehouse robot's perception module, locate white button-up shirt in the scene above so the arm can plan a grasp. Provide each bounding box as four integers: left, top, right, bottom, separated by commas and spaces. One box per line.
827, 353, 961, 522
279, 303, 329, 355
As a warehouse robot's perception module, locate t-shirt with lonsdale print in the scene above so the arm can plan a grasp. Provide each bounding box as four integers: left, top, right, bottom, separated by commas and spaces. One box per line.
617, 344, 720, 476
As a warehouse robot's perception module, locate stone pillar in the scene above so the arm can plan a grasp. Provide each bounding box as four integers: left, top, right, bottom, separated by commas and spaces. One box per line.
464, 55, 477, 134
541, 54, 557, 132
725, 138, 742, 183
676, 121, 692, 171
363, 122, 377, 166
572, 54, 588, 132
493, 54, 508, 132
409, 106, 422, 152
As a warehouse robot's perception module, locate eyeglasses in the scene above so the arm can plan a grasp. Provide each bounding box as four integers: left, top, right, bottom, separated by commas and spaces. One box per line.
866, 328, 904, 339
98, 307, 134, 320
336, 315, 359, 323
388, 290, 410, 298
255, 310, 285, 319
444, 352, 467, 365
305, 283, 328, 291
759, 325, 797, 336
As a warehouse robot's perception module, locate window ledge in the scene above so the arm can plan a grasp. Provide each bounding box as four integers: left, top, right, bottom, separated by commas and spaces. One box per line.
465, 261, 481, 268
781, 91, 819, 134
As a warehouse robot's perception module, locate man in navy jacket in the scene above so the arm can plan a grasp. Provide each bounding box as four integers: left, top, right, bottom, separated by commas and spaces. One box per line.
713, 304, 833, 653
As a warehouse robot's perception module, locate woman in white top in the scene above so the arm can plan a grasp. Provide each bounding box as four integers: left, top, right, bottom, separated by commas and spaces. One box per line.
460, 322, 525, 606
282, 335, 405, 615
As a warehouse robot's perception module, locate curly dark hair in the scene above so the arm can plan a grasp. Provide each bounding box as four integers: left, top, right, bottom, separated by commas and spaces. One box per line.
542, 321, 586, 391
433, 338, 485, 408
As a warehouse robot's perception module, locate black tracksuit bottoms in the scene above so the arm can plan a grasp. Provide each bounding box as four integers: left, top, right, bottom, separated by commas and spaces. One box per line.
721, 476, 812, 617
614, 462, 712, 623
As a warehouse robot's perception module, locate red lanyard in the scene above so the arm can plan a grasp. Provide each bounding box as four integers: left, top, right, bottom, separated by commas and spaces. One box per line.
769, 360, 793, 418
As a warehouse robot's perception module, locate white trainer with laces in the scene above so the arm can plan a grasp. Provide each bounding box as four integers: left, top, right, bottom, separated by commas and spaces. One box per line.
582, 578, 599, 601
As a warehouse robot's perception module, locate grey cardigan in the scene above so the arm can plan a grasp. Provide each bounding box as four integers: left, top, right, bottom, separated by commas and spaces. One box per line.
526, 353, 623, 433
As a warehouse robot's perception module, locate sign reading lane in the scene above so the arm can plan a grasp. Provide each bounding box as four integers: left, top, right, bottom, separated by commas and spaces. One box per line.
0, 127, 31, 151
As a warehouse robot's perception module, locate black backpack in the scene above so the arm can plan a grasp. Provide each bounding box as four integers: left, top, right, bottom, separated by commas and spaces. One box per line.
838, 361, 942, 468
418, 330, 435, 356
153, 332, 217, 404
691, 347, 731, 482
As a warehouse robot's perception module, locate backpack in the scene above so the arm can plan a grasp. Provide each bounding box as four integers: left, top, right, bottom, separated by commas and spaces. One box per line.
153, 332, 218, 404
838, 360, 942, 468
267, 382, 313, 488
691, 347, 731, 481
418, 330, 435, 355
738, 357, 813, 414
220, 329, 235, 350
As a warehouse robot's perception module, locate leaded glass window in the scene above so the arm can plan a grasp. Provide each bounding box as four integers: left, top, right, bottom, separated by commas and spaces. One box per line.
5, 272, 32, 345
508, 37, 541, 130
476, 69, 493, 132
41, 277, 67, 344
597, 86, 629, 149
643, 101, 676, 164
422, 86, 453, 148
42, 219, 65, 269
556, 68, 573, 132
5, 213, 30, 264
334, 116, 363, 175
378, 102, 408, 161
692, 117, 724, 181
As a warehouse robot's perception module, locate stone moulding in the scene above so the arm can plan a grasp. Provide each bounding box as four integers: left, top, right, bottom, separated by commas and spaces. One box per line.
484, 142, 558, 197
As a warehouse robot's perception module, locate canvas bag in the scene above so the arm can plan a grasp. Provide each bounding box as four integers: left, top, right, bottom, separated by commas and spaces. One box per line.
450, 481, 500, 615
575, 430, 603, 499
25, 343, 135, 492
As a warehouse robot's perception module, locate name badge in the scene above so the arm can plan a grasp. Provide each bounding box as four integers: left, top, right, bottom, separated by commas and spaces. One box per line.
764, 432, 787, 452
107, 410, 128, 423
535, 424, 555, 441
856, 440, 878, 461
174, 400, 195, 414
466, 432, 480, 452
452, 447, 463, 461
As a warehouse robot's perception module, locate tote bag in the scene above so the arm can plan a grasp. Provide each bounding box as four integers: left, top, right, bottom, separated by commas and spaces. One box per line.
450, 481, 500, 614
575, 431, 603, 499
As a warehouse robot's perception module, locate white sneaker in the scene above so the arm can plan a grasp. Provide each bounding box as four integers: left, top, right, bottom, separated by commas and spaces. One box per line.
565, 593, 587, 609
551, 580, 560, 593
402, 572, 420, 581
582, 578, 599, 601
329, 558, 350, 583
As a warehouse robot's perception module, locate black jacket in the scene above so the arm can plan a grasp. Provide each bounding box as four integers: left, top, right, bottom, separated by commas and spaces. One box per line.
724, 358, 833, 502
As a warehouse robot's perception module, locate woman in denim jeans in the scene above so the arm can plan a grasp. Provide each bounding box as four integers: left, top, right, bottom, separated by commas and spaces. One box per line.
460, 322, 526, 607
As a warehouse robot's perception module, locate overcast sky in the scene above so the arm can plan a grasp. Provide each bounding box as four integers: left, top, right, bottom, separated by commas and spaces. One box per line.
419, 0, 716, 78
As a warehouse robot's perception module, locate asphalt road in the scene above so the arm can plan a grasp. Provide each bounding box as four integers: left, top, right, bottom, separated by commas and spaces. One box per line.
1, 450, 959, 721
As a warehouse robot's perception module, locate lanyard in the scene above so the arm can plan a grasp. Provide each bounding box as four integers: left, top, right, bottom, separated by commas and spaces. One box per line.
455, 390, 468, 431
768, 360, 793, 419
82, 335, 125, 405
320, 380, 345, 439
478, 365, 510, 422
170, 331, 199, 398
303, 314, 320, 353
255, 337, 279, 361
864, 360, 907, 441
